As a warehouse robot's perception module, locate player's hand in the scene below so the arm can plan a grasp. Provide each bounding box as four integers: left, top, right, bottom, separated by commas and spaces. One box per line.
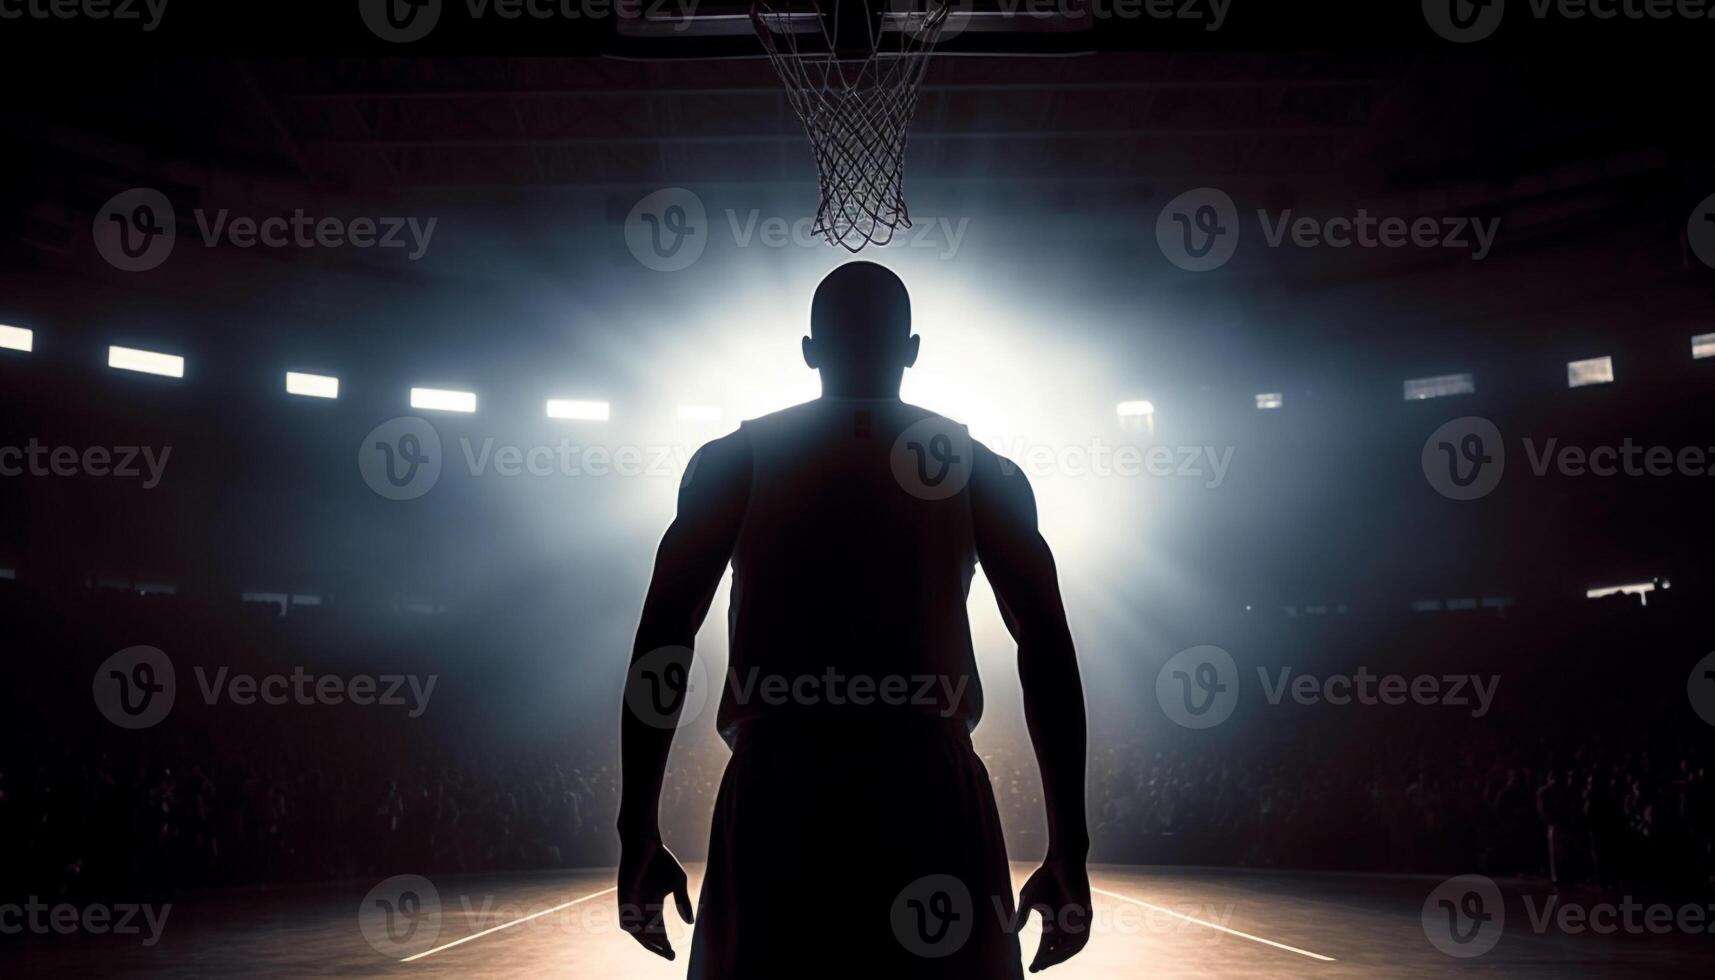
1011, 858, 1092, 972
617, 836, 694, 960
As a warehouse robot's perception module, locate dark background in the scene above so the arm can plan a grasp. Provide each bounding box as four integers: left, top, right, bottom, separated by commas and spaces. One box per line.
1, 3, 1712, 910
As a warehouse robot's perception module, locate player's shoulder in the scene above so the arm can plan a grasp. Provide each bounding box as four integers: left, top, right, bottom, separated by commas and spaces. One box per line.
681, 426, 750, 496
963, 432, 1035, 515
889, 401, 1032, 499
887, 400, 1012, 466
694, 425, 747, 453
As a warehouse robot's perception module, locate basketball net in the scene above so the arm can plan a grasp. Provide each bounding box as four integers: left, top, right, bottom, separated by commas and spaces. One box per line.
751, 0, 950, 252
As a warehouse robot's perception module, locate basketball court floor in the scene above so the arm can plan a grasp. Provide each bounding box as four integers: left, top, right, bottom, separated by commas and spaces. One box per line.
4, 863, 1709, 978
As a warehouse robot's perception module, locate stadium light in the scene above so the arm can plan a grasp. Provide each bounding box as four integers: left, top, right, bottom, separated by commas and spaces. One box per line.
546, 399, 610, 421
285, 371, 339, 399
1115, 400, 1155, 418
1256, 392, 1283, 410
1403, 373, 1475, 400
0, 324, 32, 352
1692, 333, 1715, 360
411, 387, 477, 413
677, 404, 722, 421
1567, 356, 1614, 388
1586, 581, 1656, 606
108, 345, 184, 379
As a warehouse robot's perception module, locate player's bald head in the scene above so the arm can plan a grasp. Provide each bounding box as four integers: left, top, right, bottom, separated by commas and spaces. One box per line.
802, 262, 919, 398
811, 262, 911, 344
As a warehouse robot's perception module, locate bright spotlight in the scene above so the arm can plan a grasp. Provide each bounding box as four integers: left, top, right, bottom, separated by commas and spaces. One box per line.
1256, 392, 1283, 410
1115, 400, 1155, 418
411, 387, 477, 413
108, 345, 184, 379
547, 399, 610, 421
1586, 581, 1655, 605
1403, 372, 1475, 400
0, 324, 32, 353
286, 372, 339, 399
1567, 356, 1614, 388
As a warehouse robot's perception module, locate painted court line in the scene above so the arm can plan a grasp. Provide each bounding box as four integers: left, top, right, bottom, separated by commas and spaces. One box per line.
1091, 885, 1337, 962
401, 885, 619, 963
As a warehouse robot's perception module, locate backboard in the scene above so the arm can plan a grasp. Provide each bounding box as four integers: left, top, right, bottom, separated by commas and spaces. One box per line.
610, 0, 1094, 59
608, 0, 1092, 251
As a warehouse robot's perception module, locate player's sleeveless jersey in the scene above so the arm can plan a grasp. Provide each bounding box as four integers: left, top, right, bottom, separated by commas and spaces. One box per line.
716, 397, 984, 739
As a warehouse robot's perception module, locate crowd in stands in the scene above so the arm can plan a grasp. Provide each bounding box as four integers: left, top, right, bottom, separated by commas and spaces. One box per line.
3, 733, 620, 898
3, 581, 1711, 903
1082, 733, 1713, 896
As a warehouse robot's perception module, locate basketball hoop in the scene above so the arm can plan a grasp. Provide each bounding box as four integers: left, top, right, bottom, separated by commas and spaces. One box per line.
751, 0, 950, 252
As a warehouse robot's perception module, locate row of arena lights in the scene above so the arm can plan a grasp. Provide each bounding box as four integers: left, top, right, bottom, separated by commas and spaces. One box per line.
5, 325, 1172, 422
6, 325, 1714, 421
2, 327, 667, 422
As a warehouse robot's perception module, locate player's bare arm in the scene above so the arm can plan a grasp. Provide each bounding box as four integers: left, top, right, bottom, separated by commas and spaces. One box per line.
973, 444, 1093, 973
617, 431, 749, 960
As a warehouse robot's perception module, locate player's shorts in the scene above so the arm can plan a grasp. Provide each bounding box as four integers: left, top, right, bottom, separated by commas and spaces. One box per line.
688, 714, 1024, 979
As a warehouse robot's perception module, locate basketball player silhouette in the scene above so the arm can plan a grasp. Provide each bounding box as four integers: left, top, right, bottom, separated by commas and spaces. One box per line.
617, 262, 1091, 977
